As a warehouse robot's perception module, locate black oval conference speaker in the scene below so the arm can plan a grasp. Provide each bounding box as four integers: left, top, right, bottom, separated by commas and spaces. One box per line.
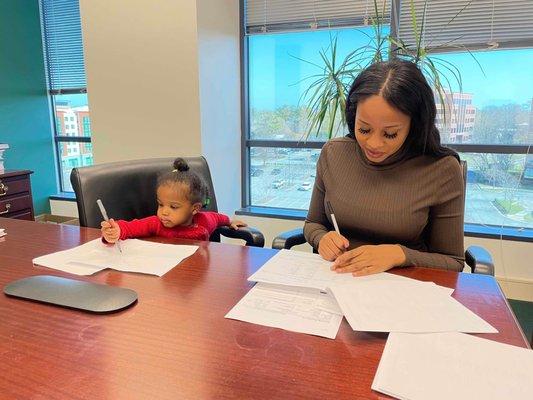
4, 275, 138, 313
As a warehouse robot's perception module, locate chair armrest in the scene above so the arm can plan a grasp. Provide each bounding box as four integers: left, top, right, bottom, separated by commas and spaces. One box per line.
272, 228, 306, 250
216, 226, 265, 247
465, 245, 495, 276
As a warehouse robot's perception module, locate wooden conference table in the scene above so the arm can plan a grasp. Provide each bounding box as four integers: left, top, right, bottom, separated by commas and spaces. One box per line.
0, 218, 529, 399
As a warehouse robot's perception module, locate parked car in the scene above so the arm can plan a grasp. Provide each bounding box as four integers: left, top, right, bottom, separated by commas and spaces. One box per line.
271, 168, 282, 175
272, 179, 285, 189
251, 168, 264, 177
298, 182, 312, 191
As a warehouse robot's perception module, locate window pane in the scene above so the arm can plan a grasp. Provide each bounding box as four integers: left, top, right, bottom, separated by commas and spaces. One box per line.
250, 147, 320, 209
54, 93, 91, 138
58, 142, 93, 192
434, 49, 533, 145
462, 152, 533, 229
248, 27, 389, 141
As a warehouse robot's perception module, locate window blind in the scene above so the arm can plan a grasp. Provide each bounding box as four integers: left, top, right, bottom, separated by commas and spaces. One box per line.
40, 0, 87, 91
398, 0, 533, 50
245, 0, 391, 34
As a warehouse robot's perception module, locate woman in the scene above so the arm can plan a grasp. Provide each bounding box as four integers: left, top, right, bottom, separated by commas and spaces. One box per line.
304, 59, 464, 276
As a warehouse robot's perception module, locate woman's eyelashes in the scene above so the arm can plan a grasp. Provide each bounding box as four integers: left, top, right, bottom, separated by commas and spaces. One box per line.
357, 127, 398, 139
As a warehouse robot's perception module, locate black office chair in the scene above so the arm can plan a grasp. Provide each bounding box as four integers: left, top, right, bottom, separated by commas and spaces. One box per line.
70, 156, 265, 247
272, 160, 495, 275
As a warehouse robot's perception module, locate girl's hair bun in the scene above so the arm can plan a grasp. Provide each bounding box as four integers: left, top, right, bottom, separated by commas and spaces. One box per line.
173, 158, 189, 172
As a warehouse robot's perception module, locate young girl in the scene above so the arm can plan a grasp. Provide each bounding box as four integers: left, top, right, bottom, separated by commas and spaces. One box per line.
101, 158, 247, 243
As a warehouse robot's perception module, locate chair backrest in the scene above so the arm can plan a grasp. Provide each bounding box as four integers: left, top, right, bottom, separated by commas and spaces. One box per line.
70, 157, 218, 229
460, 159, 467, 209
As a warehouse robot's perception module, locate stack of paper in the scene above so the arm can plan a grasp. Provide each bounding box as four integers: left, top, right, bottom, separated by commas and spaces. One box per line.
33, 238, 198, 276
227, 249, 497, 338
372, 332, 533, 399
329, 279, 497, 333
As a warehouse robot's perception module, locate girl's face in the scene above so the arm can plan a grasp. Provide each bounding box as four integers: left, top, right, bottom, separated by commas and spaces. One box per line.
354, 95, 411, 163
156, 183, 201, 228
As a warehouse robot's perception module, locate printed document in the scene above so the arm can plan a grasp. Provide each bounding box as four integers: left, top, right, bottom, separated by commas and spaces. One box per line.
225, 282, 343, 339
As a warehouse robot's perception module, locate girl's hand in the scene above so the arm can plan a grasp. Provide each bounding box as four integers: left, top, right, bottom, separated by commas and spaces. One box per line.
318, 231, 349, 261
330, 244, 406, 276
229, 220, 247, 230
101, 219, 121, 243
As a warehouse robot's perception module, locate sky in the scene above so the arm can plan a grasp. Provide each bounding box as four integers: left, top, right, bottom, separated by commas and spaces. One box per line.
249, 27, 533, 110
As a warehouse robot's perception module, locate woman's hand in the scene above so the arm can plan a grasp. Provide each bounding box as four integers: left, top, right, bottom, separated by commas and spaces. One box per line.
331, 244, 406, 276
229, 219, 248, 230
318, 231, 349, 261
101, 219, 121, 243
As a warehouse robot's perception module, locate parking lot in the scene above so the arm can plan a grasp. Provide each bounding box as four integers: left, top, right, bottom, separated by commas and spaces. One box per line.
250, 149, 533, 229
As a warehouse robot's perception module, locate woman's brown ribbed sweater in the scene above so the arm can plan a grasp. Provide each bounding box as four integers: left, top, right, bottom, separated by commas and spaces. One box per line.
304, 137, 465, 271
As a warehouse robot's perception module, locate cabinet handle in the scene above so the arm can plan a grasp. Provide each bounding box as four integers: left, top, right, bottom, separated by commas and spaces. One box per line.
0, 183, 7, 196
0, 203, 11, 215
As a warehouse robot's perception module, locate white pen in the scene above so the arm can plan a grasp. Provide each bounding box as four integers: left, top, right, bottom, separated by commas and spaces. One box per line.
96, 199, 123, 253
326, 200, 341, 235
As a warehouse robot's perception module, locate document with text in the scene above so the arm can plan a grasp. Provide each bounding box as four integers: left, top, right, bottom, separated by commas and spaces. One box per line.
225, 282, 343, 339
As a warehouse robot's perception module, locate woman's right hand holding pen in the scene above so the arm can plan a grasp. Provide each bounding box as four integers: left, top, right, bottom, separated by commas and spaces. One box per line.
318, 231, 349, 261
101, 219, 121, 243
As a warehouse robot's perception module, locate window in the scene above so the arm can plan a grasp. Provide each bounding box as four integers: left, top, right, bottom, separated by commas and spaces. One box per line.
40, 0, 92, 192
242, 0, 533, 234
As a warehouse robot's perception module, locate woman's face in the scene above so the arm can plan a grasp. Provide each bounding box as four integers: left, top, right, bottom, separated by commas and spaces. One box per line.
354, 95, 411, 163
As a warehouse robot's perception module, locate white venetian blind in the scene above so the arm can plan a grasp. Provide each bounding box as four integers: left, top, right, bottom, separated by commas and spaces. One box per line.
245, 0, 391, 34
398, 0, 533, 50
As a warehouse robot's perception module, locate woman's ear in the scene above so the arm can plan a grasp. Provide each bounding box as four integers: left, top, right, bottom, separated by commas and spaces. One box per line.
192, 202, 202, 215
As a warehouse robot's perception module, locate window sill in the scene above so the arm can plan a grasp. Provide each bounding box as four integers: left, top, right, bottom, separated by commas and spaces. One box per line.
236, 207, 533, 242
49, 192, 76, 201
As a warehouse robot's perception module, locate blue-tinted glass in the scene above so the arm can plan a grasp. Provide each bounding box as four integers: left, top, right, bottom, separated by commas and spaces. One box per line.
248, 27, 389, 141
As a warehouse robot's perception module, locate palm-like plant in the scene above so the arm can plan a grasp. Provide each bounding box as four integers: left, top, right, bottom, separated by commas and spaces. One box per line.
299, 0, 482, 140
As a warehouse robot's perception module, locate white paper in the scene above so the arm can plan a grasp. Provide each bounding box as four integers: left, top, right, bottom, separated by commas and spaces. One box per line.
373, 332, 533, 400
249, 249, 453, 295
330, 280, 496, 333
33, 238, 198, 276
225, 282, 343, 339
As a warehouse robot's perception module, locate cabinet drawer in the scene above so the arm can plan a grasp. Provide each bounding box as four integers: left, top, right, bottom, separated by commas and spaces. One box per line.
10, 210, 33, 221
0, 195, 32, 215
0, 175, 31, 198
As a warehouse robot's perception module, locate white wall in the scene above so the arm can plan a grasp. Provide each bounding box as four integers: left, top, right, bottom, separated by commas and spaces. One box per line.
197, 0, 241, 214
79, 0, 203, 163
79, 0, 241, 214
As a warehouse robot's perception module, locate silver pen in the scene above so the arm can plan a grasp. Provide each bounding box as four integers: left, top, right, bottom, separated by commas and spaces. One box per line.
326, 200, 341, 235
96, 199, 123, 253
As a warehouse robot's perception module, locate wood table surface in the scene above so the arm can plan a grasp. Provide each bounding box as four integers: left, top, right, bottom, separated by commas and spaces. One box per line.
0, 218, 529, 400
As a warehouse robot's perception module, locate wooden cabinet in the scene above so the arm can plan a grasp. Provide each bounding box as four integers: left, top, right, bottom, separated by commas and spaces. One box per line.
0, 170, 34, 221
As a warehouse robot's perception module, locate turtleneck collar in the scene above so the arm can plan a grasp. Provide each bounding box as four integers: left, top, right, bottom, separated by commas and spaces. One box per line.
347, 135, 415, 170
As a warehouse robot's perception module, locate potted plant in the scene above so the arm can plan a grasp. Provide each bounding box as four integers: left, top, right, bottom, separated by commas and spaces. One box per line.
300, 0, 480, 140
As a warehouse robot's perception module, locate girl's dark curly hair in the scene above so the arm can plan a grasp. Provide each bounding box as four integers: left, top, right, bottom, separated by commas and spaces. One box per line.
158, 158, 208, 204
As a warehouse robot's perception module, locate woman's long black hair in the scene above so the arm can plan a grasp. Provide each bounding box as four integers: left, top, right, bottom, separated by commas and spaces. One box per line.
345, 59, 459, 161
